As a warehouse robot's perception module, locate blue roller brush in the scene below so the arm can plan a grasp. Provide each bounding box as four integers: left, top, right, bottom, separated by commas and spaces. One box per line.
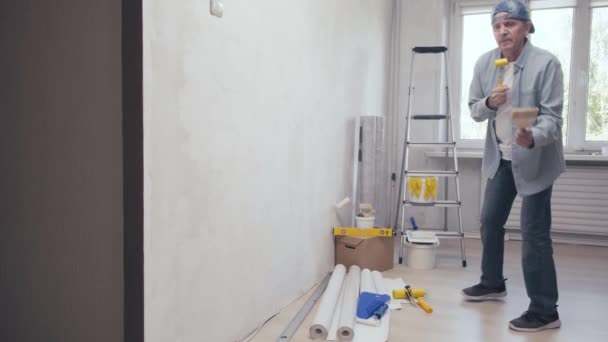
356, 292, 391, 320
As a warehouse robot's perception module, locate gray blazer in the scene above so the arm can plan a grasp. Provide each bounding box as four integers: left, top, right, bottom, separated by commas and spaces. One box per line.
469, 40, 566, 196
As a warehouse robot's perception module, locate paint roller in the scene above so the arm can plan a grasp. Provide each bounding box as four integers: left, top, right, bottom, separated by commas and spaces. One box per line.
495, 58, 508, 88
335, 197, 351, 209
406, 285, 433, 314
393, 286, 433, 314
334, 197, 352, 227
356, 292, 391, 326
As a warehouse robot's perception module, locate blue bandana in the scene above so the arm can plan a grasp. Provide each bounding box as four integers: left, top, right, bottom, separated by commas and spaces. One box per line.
492, 0, 535, 33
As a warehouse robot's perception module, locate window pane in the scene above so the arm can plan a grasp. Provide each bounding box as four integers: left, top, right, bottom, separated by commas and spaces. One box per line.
460, 14, 495, 140
587, 7, 608, 142
530, 8, 573, 145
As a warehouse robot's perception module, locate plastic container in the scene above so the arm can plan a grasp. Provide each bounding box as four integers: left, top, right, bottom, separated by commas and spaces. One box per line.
355, 216, 375, 229
405, 237, 440, 270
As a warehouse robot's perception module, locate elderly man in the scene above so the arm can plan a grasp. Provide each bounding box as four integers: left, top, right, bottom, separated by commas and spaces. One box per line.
461, 0, 565, 332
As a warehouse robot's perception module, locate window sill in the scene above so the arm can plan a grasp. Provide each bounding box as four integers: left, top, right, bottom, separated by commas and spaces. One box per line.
425, 149, 608, 162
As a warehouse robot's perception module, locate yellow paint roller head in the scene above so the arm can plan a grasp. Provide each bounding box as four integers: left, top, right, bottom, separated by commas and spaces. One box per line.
495, 58, 508, 68
392, 288, 426, 299
495, 58, 509, 87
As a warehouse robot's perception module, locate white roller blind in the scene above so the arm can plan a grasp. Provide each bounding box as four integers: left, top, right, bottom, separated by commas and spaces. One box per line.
530, 0, 577, 10
590, 0, 608, 7
458, 0, 496, 15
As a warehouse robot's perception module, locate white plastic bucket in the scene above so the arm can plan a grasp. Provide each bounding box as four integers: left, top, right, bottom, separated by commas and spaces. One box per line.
355, 216, 375, 229
405, 238, 440, 270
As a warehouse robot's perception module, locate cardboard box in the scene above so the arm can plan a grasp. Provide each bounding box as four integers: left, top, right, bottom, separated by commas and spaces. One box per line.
335, 235, 394, 271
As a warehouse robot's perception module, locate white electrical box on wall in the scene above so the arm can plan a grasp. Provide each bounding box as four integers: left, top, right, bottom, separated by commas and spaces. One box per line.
210, 0, 224, 18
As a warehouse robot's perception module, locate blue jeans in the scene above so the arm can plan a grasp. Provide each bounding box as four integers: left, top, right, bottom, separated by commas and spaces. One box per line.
480, 159, 558, 315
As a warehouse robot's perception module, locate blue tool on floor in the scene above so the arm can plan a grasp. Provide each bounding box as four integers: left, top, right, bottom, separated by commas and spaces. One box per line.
356, 292, 391, 320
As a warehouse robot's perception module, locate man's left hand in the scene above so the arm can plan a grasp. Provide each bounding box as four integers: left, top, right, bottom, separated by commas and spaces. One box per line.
516, 128, 534, 148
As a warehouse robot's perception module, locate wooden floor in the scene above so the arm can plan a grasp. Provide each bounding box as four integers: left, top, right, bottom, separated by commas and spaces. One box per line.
251, 239, 608, 342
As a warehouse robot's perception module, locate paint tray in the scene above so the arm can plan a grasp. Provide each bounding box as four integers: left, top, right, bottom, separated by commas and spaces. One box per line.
406, 230, 439, 245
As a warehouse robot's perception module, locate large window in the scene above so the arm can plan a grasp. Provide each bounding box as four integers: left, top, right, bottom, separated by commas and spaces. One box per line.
459, 13, 494, 140
588, 6, 608, 141
529, 7, 573, 143
452, 0, 608, 150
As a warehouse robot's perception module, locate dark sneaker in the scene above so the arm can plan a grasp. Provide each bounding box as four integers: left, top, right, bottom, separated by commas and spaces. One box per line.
462, 282, 507, 301
509, 311, 561, 332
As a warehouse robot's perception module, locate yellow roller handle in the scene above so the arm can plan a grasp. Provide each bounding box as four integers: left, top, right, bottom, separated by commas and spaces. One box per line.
497, 79, 503, 88
417, 297, 433, 314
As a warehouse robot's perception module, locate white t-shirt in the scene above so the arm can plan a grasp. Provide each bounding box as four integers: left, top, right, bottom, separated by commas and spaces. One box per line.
495, 62, 514, 161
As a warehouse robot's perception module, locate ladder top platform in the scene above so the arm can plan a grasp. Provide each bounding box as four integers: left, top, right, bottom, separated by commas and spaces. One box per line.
413, 46, 448, 53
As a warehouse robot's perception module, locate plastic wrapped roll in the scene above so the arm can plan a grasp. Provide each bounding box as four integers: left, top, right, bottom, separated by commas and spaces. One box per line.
359, 116, 387, 227
337, 265, 361, 341
310, 264, 347, 340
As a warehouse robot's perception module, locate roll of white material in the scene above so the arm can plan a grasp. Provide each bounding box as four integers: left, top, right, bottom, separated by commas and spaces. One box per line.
352, 271, 391, 342
360, 269, 374, 293
356, 269, 380, 327
327, 279, 347, 341
310, 264, 347, 340
335, 197, 351, 209
371, 271, 388, 295
337, 265, 361, 341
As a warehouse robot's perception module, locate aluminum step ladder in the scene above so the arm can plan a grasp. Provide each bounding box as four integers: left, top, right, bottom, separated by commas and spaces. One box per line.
393, 46, 467, 267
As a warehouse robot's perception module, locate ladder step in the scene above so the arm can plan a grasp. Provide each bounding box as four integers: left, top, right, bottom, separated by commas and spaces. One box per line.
401, 229, 464, 237
435, 231, 464, 237
405, 170, 458, 177
403, 200, 461, 207
411, 114, 449, 120
407, 142, 455, 147
413, 46, 448, 54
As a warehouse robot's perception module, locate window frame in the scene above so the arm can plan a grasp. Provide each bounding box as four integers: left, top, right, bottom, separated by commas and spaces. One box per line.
450, 0, 608, 151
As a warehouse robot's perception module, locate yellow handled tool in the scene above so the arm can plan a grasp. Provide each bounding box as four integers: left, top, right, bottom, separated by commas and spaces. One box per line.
495, 58, 508, 88
415, 296, 433, 314
405, 285, 433, 314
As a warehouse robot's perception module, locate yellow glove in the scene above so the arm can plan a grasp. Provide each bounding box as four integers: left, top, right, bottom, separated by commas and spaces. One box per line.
424, 177, 438, 200
408, 177, 422, 198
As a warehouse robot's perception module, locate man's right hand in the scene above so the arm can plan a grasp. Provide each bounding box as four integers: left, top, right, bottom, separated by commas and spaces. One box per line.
486, 86, 509, 110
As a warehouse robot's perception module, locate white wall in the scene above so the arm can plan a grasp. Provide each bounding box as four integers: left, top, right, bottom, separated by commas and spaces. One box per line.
143, 1, 393, 341
0, 1, 124, 341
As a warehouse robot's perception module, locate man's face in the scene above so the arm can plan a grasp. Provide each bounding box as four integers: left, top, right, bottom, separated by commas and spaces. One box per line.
492, 13, 531, 53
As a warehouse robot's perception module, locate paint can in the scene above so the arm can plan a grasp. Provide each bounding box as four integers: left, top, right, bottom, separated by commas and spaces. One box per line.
355, 216, 375, 229
405, 237, 440, 270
